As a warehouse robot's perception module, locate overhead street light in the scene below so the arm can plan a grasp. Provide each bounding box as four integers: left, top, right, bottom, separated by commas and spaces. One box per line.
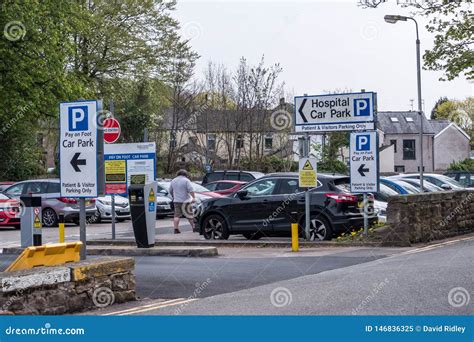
384, 14, 425, 192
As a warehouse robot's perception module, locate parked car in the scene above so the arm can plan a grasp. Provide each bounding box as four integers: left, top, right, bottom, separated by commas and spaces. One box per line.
157, 181, 222, 201
201, 170, 264, 185
203, 180, 247, 196
373, 183, 401, 223
194, 173, 377, 241
380, 178, 420, 195
2, 179, 96, 227
0, 182, 14, 192
401, 173, 465, 190
156, 190, 173, 219
90, 195, 130, 223
0, 193, 21, 229
444, 171, 474, 188
389, 177, 443, 192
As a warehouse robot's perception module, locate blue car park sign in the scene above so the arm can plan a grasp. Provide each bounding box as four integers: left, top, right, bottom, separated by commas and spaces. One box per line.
294, 92, 376, 132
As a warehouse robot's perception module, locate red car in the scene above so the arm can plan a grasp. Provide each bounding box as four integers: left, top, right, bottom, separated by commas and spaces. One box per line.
0, 193, 21, 228
203, 180, 247, 196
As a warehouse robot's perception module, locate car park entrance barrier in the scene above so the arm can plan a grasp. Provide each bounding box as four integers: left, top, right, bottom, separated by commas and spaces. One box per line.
5, 242, 83, 272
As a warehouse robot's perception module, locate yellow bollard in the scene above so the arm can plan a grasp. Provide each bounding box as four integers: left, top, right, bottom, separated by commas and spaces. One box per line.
291, 223, 299, 252
59, 214, 65, 243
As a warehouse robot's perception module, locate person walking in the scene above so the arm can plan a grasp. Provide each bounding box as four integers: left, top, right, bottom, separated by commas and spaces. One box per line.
169, 169, 195, 234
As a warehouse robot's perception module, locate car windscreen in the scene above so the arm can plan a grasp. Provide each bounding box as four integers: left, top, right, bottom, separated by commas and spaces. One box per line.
435, 175, 464, 189
393, 180, 420, 194
376, 184, 399, 201
332, 177, 351, 193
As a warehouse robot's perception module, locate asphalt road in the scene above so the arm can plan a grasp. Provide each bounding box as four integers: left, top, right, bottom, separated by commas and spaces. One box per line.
131, 249, 394, 300
123, 238, 473, 315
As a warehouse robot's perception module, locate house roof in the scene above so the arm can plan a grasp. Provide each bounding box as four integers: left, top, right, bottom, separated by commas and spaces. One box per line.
430, 120, 471, 140
376, 111, 435, 135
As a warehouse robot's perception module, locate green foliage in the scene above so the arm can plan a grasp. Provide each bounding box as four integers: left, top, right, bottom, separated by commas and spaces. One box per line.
448, 158, 474, 171
240, 156, 296, 173
0, 0, 197, 180
431, 97, 449, 119
312, 132, 349, 174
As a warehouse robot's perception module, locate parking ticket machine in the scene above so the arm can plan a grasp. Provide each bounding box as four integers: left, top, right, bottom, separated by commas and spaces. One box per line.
128, 181, 157, 248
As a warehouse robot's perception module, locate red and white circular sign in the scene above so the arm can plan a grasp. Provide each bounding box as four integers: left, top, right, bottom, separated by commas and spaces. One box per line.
103, 117, 121, 144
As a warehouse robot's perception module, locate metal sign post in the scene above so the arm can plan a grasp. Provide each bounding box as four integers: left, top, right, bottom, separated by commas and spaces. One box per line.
111, 194, 116, 239
303, 133, 310, 240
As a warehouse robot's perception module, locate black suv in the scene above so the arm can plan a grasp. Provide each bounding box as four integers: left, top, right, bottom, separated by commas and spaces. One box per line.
194, 173, 376, 241
201, 170, 264, 185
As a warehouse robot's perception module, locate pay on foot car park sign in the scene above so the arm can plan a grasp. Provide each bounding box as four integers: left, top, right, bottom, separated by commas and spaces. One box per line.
294, 92, 375, 132
350, 131, 379, 193
59, 100, 98, 197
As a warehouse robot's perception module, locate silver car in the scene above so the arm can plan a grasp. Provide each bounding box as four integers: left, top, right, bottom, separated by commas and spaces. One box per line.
92, 195, 130, 223
3, 179, 96, 227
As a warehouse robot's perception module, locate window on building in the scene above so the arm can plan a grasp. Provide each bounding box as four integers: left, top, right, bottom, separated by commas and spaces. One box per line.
170, 132, 177, 148
405, 117, 414, 122
264, 134, 273, 150
403, 140, 416, 160
394, 165, 405, 173
390, 117, 399, 122
207, 134, 216, 151
236, 135, 244, 149
390, 139, 397, 153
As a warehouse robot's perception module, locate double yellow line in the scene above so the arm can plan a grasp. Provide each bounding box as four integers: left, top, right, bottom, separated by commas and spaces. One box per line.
101, 298, 197, 316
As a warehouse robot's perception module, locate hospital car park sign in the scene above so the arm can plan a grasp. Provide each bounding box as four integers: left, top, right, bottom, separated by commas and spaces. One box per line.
294, 92, 376, 132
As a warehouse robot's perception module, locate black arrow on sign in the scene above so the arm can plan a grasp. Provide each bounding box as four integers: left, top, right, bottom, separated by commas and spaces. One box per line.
71, 152, 86, 172
358, 164, 369, 177
298, 98, 308, 123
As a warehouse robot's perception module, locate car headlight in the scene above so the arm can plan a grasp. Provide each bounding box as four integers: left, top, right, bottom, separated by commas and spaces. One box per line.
98, 200, 112, 206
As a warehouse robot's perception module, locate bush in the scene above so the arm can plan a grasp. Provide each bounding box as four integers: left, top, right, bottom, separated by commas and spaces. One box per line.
448, 158, 474, 171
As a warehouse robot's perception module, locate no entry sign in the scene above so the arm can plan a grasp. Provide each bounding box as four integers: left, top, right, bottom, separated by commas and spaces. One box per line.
104, 117, 121, 143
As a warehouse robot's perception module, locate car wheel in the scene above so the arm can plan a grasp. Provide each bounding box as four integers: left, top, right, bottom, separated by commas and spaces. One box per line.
243, 232, 263, 240
42, 208, 58, 227
202, 214, 229, 240
117, 218, 126, 222
302, 215, 332, 241
73, 219, 80, 226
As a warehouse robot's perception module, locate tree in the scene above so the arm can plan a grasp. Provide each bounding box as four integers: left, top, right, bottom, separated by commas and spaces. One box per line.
431, 96, 449, 119
360, 0, 473, 81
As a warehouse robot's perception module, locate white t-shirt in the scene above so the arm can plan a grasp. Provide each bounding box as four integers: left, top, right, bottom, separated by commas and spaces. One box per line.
169, 176, 194, 203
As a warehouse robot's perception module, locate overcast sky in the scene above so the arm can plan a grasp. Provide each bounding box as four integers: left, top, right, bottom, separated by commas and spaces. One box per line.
173, 0, 472, 115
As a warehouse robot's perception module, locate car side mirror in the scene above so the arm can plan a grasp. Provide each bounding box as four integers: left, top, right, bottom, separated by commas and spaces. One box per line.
236, 190, 248, 199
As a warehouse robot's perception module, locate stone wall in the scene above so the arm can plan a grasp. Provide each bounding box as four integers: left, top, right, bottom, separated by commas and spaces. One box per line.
384, 190, 474, 245
0, 257, 135, 315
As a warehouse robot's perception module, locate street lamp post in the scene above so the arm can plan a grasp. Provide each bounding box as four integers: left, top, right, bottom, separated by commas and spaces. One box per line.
384, 14, 424, 192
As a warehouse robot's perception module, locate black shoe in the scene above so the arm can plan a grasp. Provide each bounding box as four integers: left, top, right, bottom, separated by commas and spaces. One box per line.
174, 229, 181, 234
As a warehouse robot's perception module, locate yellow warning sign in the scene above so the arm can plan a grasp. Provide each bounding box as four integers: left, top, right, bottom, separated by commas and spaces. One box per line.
148, 188, 155, 203
299, 158, 317, 188
34, 214, 41, 229
302, 160, 313, 171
